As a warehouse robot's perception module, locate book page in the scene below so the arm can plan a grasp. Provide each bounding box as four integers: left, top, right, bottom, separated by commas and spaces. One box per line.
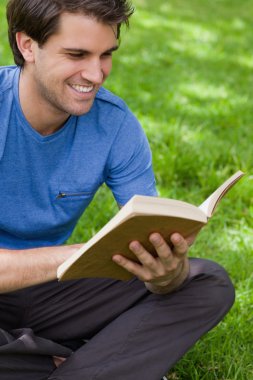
198, 171, 244, 218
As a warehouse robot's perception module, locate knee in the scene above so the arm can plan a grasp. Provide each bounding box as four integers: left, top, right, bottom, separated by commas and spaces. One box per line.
188, 258, 235, 317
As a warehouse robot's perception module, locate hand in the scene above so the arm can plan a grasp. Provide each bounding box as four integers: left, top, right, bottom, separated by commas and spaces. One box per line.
112, 232, 190, 294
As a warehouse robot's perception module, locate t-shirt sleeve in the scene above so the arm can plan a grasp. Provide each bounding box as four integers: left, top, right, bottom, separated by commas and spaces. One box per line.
105, 109, 157, 206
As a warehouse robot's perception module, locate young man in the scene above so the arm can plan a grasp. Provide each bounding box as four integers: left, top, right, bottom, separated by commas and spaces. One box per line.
0, 0, 234, 379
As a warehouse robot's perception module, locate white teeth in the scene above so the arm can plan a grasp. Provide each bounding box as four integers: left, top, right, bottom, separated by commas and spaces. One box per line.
71, 84, 93, 93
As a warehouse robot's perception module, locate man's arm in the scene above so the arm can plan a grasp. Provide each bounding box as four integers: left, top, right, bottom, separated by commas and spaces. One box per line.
0, 244, 81, 293
112, 232, 190, 294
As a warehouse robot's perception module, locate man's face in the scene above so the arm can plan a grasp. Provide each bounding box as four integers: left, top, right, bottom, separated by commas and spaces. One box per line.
28, 12, 118, 117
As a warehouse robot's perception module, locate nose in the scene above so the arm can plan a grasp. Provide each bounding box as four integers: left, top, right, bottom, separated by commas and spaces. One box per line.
80, 58, 104, 85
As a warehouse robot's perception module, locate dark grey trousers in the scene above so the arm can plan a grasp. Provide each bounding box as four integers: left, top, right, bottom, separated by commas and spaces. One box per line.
0, 258, 235, 380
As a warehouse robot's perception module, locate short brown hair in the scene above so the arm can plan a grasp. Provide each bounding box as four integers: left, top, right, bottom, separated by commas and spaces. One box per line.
6, 0, 134, 67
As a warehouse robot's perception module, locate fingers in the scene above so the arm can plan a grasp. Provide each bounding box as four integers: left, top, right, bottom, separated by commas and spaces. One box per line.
113, 239, 160, 275
112, 232, 189, 284
113, 239, 164, 281
148, 232, 188, 260
170, 233, 189, 257
112, 252, 146, 279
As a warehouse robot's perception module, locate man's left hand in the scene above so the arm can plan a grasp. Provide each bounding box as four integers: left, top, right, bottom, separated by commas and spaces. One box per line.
112, 232, 190, 294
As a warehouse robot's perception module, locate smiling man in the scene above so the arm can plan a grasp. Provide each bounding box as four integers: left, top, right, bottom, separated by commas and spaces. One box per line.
18, 12, 119, 134
0, 1, 235, 379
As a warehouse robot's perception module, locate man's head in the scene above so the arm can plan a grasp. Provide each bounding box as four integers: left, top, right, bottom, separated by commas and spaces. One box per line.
7, 0, 134, 67
5, 0, 134, 122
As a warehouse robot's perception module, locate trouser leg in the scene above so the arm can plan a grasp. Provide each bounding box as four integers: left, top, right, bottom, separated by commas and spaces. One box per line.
47, 258, 235, 380
0, 258, 235, 380
0, 290, 71, 380
0, 329, 60, 380
0, 352, 54, 380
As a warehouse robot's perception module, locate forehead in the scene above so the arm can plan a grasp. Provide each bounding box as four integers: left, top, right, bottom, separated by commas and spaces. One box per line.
47, 12, 118, 49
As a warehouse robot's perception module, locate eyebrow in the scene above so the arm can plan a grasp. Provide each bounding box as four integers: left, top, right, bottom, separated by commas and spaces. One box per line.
62, 45, 119, 54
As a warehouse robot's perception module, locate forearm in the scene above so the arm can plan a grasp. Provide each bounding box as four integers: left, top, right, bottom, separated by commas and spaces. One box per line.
145, 258, 190, 295
0, 244, 81, 293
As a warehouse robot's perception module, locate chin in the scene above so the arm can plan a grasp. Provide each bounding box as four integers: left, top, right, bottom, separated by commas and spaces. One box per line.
68, 102, 94, 116
70, 108, 91, 116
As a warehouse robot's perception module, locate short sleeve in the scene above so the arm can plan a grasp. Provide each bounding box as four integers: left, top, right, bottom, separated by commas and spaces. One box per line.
105, 109, 157, 205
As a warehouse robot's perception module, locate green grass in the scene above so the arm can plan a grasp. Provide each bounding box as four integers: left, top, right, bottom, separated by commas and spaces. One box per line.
1, 0, 252, 378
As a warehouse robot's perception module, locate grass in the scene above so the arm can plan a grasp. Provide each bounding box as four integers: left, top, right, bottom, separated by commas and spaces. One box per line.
0, 0, 252, 378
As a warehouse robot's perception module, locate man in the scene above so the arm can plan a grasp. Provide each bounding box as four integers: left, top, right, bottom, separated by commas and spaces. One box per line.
0, 0, 234, 379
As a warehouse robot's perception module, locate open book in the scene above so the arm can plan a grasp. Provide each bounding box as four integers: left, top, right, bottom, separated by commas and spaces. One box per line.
58, 170, 244, 281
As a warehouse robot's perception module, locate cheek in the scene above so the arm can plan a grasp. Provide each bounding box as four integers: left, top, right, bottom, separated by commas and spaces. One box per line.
38, 58, 77, 82
102, 59, 113, 78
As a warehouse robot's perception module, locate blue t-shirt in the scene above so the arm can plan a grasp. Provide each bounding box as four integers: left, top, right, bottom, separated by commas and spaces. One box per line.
0, 66, 157, 249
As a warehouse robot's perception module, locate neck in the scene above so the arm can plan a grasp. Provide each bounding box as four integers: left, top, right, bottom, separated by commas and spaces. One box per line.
19, 68, 70, 136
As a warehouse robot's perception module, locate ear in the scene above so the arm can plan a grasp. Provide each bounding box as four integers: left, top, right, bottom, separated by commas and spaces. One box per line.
16, 32, 36, 63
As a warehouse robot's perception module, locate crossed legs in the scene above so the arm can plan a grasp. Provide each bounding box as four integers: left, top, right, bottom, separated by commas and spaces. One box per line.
0, 258, 235, 380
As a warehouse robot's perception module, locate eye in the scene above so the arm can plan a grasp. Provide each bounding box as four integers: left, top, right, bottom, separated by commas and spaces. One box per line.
101, 52, 114, 59
67, 53, 85, 59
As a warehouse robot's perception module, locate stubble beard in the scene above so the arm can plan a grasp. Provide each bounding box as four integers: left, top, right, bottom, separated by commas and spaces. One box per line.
35, 75, 95, 117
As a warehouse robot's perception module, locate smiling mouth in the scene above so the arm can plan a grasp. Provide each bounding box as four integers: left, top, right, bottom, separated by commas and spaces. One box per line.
71, 84, 94, 93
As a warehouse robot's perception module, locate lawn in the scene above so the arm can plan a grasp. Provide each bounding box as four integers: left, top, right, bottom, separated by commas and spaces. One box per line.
0, 0, 252, 379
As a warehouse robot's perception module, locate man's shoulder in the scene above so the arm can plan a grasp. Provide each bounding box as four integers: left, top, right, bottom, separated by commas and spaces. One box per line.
95, 87, 128, 113
0, 65, 18, 93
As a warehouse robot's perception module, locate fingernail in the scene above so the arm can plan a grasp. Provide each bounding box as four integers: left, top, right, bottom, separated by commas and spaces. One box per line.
129, 241, 140, 251
172, 233, 181, 243
150, 233, 160, 244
